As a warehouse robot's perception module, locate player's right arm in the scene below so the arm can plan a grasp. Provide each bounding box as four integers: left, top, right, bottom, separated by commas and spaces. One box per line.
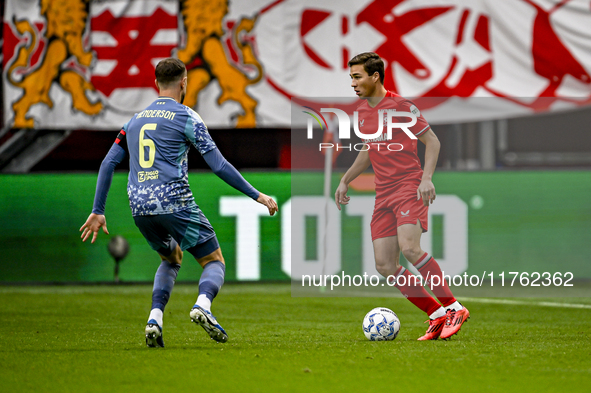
335, 147, 371, 210
80, 129, 127, 243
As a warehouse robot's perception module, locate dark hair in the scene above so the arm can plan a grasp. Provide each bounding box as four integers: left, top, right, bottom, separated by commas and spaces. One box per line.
155, 58, 186, 86
348, 52, 385, 84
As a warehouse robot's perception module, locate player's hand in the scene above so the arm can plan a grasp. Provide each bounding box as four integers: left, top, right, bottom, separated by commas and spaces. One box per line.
335, 181, 350, 211
80, 213, 109, 243
417, 180, 436, 206
257, 193, 278, 216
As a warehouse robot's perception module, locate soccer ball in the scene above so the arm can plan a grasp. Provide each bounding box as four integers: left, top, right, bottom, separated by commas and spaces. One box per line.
362, 307, 401, 341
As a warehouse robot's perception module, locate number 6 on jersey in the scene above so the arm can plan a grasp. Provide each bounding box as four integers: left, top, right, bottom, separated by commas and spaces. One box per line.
139, 123, 156, 168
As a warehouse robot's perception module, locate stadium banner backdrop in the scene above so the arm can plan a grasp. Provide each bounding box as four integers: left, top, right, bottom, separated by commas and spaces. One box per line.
3, 0, 591, 130
0, 171, 590, 289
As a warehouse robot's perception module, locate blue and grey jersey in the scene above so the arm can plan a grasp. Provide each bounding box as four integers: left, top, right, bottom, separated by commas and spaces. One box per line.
91, 97, 259, 218
124, 97, 215, 216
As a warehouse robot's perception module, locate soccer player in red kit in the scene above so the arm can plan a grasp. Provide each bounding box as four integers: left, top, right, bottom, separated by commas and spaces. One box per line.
335, 52, 469, 340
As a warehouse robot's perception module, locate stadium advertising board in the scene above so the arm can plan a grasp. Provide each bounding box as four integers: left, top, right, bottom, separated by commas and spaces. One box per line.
0, 171, 589, 295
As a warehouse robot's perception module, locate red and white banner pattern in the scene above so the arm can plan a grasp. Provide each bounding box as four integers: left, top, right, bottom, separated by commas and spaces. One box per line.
3, 0, 591, 129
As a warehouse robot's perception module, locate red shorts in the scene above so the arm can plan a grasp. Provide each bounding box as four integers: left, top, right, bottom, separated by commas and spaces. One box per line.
370, 180, 428, 241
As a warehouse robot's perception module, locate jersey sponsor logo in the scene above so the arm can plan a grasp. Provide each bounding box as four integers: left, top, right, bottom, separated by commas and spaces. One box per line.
138, 170, 159, 183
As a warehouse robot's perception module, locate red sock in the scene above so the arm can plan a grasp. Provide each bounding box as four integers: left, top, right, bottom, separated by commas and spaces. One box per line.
414, 252, 456, 308
390, 267, 441, 316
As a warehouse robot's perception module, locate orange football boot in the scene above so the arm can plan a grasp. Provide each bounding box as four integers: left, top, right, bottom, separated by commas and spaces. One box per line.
440, 307, 470, 339
417, 315, 446, 340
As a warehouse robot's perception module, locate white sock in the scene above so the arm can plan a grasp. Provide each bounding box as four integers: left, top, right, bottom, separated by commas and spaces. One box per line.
148, 308, 163, 327
196, 294, 212, 311
446, 301, 463, 311
429, 307, 446, 320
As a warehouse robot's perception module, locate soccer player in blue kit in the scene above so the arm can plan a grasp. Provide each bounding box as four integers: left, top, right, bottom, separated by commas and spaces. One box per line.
80, 58, 278, 347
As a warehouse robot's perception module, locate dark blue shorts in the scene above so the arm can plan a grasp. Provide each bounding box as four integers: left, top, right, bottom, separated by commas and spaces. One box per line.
133, 206, 219, 259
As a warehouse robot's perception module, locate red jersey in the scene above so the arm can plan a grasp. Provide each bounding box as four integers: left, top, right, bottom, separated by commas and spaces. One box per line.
355, 91, 430, 193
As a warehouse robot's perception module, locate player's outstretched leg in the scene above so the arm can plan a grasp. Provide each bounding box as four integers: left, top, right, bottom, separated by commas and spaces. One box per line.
390, 267, 447, 340
146, 260, 181, 347
190, 260, 228, 343
413, 252, 470, 339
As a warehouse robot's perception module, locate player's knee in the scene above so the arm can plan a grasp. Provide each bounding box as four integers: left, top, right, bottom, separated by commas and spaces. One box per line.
375, 263, 390, 278
400, 245, 422, 264
176, 248, 184, 264
375, 256, 399, 277
197, 247, 225, 267
162, 245, 183, 265
208, 248, 224, 264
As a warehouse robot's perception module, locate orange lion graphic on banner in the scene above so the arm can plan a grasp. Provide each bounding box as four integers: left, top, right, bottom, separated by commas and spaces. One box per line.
6, 0, 102, 129
178, 0, 262, 128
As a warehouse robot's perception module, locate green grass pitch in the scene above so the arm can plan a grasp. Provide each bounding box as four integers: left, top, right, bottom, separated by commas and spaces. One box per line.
1, 284, 590, 392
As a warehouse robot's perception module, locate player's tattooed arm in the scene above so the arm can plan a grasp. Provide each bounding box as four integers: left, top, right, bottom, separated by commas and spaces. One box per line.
417, 129, 440, 206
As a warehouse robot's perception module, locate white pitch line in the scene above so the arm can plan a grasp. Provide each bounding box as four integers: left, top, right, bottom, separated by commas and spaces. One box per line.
457, 297, 591, 309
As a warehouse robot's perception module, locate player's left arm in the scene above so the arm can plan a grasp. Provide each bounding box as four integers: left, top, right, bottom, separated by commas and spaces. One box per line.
202, 148, 278, 216
417, 128, 440, 206
186, 109, 277, 215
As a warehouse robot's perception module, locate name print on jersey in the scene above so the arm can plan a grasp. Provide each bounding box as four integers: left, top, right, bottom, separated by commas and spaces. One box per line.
136, 110, 177, 120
